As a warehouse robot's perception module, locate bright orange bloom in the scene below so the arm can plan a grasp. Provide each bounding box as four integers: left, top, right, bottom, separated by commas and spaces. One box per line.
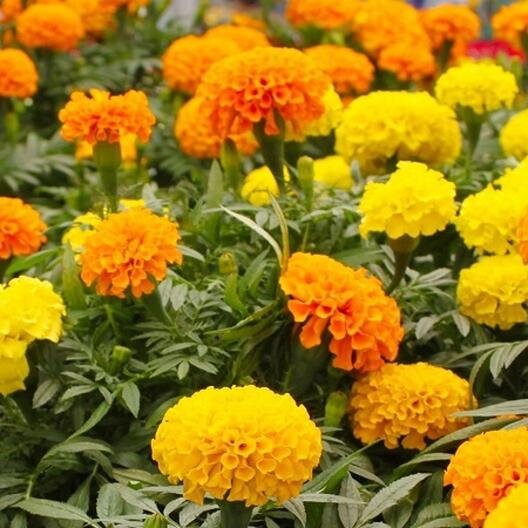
444, 428, 528, 528
162, 35, 240, 95
64, 0, 115, 35
304, 45, 373, 96
0, 197, 47, 260
59, 89, 156, 145
16, 3, 85, 51
286, 0, 357, 29
517, 212, 528, 264
204, 24, 270, 51
174, 97, 257, 159
0, 49, 38, 99
0, 0, 22, 22
232, 12, 266, 31
492, 1, 528, 50
80, 208, 182, 298
378, 42, 436, 82
279, 252, 403, 373
197, 47, 332, 137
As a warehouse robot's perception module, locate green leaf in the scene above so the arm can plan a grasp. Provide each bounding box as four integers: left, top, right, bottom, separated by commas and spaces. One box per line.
337, 475, 362, 528
283, 498, 306, 527
32, 378, 61, 409
121, 382, 141, 418
96, 484, 124, 520
0, 494, 24, 512
5, 249, 57, 277
61, 244, 87, 311
206, 160, 224, 209
15, 499, 98, 527
457, 399, 528, 417
68, 398, 113, 439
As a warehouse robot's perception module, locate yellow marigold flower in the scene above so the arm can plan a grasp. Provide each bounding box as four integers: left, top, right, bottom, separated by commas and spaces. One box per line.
286, 0, 357, 29
0, 0, 23, 23
457, 254, 528, 329
59, 89, 155, 145
335, 91, 461, 174
492, 1, 528, 50
0, 197, 47, 261
518, 212, 528, 264
240, 166, 287, 206
435, 62, 518, 115
16, 3, 85, 51
313, 155, 352, 190
62, 212, 102, 253
162, 35, 240, 95
75, 133, 138, 163
80, 208, 182, 298
280, 252, 403, 373
484, 484, 528, 528
174, 97, 257, 159
500, 109, 528, 160
0, 48, 38, 99
444, 428, 528, 528
151, 385, 322, 506
304, 45, 374, 97
349, 362, 472, 449
359, 162, 456, 239
204, 24, 270, 51
197, 47, 332, 137
496, 160, 528, 191
0, 355, 29, 397
377, 42, 436, 82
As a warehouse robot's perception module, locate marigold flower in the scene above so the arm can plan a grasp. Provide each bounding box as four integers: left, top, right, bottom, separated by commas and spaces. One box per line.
377, 42, 436, 82
435, 62, 518, 115
349, 362, 472, 449
492, 1, 528, 50
313, 155, 352, 190
204, 24, 270, 51
174, 97, 257, 159
496, 160, 528, 191
0, 197, 47, 261
444, 428, 528, 528
80, 208, 182, 298
484, 484, 528, 528
197, 47, 332, 137
286, 0, 357, 29
16, 3, 85, 51
62, 212, 102, 253
280, 252, 403, 373
75, 133, 138, 163
304, 46, 373, 97
457, 254, 528, 329
151, 385, 322, 506
240, 166, 289, 206
517, 212, 528, 264
500, 109, 528, 160
466, 39, 525, 61
0, 0, 22, 22
162, 35, 240, 95
359, 162, 456, 239
59, 89, 156, 145
65, 0, 115, 35
0, 48, 38, 99
0, 355, 29, 397
335, 91, 461, 174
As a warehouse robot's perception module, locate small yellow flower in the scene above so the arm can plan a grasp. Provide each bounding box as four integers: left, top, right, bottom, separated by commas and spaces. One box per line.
500, 109, 528, 160
313, 156, 352, 190
241, 166, 289, 206
62, 213, 102, 253
0, 355, 29, 397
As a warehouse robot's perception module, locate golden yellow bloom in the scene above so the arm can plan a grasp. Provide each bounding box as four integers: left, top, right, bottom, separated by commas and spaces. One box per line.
240, 166, 289, 206
0, 48, 38, 99
75, 133, 138, 163
313, 155, 352, 190
445, 428, 528, 528
435, 62, 518, 114
377, 42, 436, 82
500, 109, 528, 160
62, 212, 102, 253
162, 35, 240, 95
59, 89, 155, 145
457, 254, 528, 329
359, 162, 456, 239
484, 484, 528, 528
517, 212, 528, 264
0, 0, 23, 23
349, 362, 472, 449
492, 1, 528, 50
335, 91, 461, 174
286, 0, 357, 29
280, 252, 403, 373
197, 47, 332, 137
16, 3, 85, 51
0, 355, 29, 397
304, 46, 373, 97
204, 24, 270, 51
80, 208, 182, 298
151, 385, 322, 506
496, 160, 528, 192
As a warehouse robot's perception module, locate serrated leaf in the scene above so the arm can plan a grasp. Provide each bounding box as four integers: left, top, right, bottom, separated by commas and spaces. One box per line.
96, 484, 124, 519
15, 499, 97, 527
32, 378, 61, 409
337, 475, 362, 528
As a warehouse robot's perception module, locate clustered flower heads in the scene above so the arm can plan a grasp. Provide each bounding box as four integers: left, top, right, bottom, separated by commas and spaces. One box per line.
0, 49, 38, 99
500, 109, 528, 160
484, 484, 528, 528
359, 162, 457, 239
286, 0, 356, 30
492, 1, 528, 50
280, 252, 403, 373
204, 24, 270, 51
445, 428, 528, 528
348, 362, 472, 449
151, 385, 322, 506
335, 91, 461, 174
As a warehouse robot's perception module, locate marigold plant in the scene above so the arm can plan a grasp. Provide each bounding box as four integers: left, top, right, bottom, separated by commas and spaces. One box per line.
484, 484, 528, 528
204, 24, 270, 51
286, 0, 357, 29
492, 1, 528, 50
151, 385, 322, 506
377, 42, 436, 82
280, 252, 403, 373
500, 109, 528, 160
240, 166, 285, 206
313, 155, 352, 190
0, 49, 38, 99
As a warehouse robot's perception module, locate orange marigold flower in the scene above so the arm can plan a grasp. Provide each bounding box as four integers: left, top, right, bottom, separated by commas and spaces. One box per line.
286, 0, 358, 30
197, 47, 332, 137
279, 252, 403, 373
59, 89, 156, 145
65, 0, 115, 35
79, 208, 182, 298
204, 24, 270, 51
162, 35, 240, 95
0, 197, 47, 260
492, 1, 528, 50
232, 12, 266, 31
304, 45, 373, 96
174, 97, 257, 159
517, 211, 528, 264
377, 42, 436, 82
444, 428, 528, 528
0, 49, 38, 99
0, 0, 22, 23
16, 3, 85, 52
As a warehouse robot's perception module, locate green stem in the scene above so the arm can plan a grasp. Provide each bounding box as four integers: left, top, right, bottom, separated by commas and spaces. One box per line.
386, 235, 418, 294
94, 141, 122, 213
0, 259, 10, 283
219, 501, 253, 528
437, 40, 454, 71
221, 139, 242, 191
142, 286, 172, 326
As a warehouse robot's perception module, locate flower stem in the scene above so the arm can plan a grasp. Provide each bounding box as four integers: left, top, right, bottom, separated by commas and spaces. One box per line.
142, 285, 172, 326
94, 141, 122, 213
219, 501, 253, 528
253, 114, 285, 192
387, 235, 418, 294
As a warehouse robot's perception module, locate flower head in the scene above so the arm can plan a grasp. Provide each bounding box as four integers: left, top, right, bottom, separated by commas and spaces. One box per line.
466, 39, 524, 61
457, 254, 528, 329
240, 166, 288, 206
0, 48, 38, 99
286, 0, 357, 29
59, 89, 156, 145
500, 109, 528, 160
65, 0, 115, 36
0, 355, 29, 397
197, 47, 332, 137
62, 212, 102, 253
16, 3, 85, 51
435, 62, 518, 114
151, 385, 322, 506
484, 484, 528, 528
204, 24, 270, 51
377, 42, 436, 82
280, 252, 403, 373
80, 208, 182, 298
0, 0, 23, 23
517, 212, 528, 264
335, 91, 461, 174
444, 428, 528, 528
359, 162, 456, 239
313, 155, 352, 190
349, 362, 472, 449
492, 1, 528, 50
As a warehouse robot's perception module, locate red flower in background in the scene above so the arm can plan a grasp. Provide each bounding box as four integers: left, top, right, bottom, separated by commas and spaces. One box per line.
466, 39, 525, 62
